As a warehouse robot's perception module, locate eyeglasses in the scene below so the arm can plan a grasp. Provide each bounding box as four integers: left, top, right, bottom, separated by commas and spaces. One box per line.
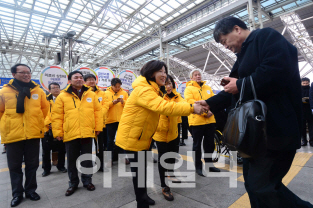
50, 87, 60, 90
16, 72, 31, 75
86, 79, 96, 82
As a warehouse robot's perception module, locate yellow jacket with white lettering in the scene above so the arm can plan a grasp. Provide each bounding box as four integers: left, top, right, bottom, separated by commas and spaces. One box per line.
0, 79, 49, 144
153, 89, 185, 143
51, 84, 103, 142
93, 86, 109, 128
184, 81, 216, 126
115, 76, 193, 152
105, 86, 128, 124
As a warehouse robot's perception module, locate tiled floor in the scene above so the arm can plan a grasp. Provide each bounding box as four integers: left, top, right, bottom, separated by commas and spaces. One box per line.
0, 137, 313, 208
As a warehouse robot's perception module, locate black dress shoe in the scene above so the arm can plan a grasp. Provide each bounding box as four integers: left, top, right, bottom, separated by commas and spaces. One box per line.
209, 167, 221, 172
42, 171, 50, 177
58, 167, 67, 173
301, 142, 308, 146
196, 169, 206, 177
142, 194, 155, 205
25, 192, 40, 201
11, 196, 23, 207
83, 183, 95, 191
65, 187, 78, 196
179, 142, 186, 146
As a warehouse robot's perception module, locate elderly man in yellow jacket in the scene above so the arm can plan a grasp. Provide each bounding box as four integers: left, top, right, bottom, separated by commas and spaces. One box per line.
52, 71, 103, 197
105, 78, 128, 167
184, 69, 220, 177
0, 64, 49, 207
84, 74, 109, 172
41, 82, 67, 177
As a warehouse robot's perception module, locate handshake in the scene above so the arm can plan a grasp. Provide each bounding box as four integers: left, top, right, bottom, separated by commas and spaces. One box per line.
193, 100, 211, 116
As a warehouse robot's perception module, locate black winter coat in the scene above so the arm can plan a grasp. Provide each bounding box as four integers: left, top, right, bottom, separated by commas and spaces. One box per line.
302, 85, 313, 121
206, 28, 302, 151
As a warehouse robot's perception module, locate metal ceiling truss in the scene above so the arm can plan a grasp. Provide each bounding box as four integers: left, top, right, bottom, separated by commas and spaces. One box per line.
280, 12, 313, 78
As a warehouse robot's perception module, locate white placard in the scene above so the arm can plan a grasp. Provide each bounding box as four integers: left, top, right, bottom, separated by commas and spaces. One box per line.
117, 70, 137, 91
40, 66, 68, 91
94, 67, 115, 89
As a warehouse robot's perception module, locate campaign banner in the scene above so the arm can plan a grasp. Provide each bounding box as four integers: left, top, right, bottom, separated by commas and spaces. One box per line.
74, 67, 97, 82
175, 82, 178, 91
117, 70, 137, 91
94, 67, 115, 89
0, 78, 40, 87
178, 82, 187, 96
40, 66, 68, 91
213, 90, 221, 94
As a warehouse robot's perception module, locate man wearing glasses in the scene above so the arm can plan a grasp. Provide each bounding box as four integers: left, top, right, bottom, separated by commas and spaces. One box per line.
0, 64, 49, 207
41, 82, 67, 177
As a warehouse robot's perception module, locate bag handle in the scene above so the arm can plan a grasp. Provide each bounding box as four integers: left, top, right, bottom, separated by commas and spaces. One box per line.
235, 77, 246, 108
250, 76, 257, 100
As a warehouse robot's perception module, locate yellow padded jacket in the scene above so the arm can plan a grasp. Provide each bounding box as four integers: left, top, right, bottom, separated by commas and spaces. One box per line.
93, 86, 109, 128
51, 84, 103, 142
0, 79, 49, 144
184, 80, 216, 126
153, 89, 185, 143
44, 94, 55, 133
105, 86, 128, 124
115, 76, 193, 152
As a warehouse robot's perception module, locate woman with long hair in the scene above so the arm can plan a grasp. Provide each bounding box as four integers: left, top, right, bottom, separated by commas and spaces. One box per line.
115, 60, 205, 208
153, 75, 185, 201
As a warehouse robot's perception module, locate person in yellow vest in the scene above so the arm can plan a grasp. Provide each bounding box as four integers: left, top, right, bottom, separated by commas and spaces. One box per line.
52, 71, 103, 196
84, 74, 109, 172
184, 69, 220, 177
153, 75, 185, 202
115, 60, 205, 208
0, 64, 49, 207
105, 78, 128, 167
41, 82, 67, 177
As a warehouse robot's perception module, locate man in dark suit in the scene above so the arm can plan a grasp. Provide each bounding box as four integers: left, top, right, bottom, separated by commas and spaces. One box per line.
197, 17, 312, 207
301, 77, 313, 146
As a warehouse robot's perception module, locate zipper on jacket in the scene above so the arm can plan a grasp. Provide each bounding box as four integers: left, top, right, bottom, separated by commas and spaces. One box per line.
198, 90, 203, 99
72, 97, 76, 108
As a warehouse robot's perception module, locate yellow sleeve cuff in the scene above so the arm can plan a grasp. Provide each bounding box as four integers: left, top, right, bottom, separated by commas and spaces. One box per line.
190, 104, 194, 114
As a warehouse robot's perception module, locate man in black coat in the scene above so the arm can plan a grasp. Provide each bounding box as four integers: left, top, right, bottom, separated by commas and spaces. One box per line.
197, 17, 312, 207
301, 77, 313, 146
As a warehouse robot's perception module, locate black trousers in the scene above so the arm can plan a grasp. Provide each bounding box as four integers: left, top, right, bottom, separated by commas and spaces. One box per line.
243, 150, 313, 208
181, 116, 189, 141
65, 138, 93, 188
107, 122, 119, 152
155, 139, 179, 187
190, 124, 215, 170
176, 124, 181, 152
96, 128, 107, 169
127, 150, 150, 208
6, 139, 40, 197
302, 119, 313, 144
42, 133, 66, 171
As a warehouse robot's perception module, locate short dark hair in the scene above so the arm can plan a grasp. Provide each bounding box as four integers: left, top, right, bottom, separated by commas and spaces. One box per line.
302, 77, 310, 82
68, 71, 83, 80
48, 82, 60, 90
84, 74, 96, 81
111, 78, 122, 86
11, 64, 31, 73
166, 75, 176, 89
140, 60, 168, 82
213, 16, 248, 43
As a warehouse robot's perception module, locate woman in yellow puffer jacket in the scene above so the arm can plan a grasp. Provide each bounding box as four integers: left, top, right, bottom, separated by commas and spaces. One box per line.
115, 60, 205, 208
153, 75, 185, 201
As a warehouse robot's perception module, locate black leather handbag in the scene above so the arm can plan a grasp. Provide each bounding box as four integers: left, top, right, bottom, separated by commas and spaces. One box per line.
222, 76, 267, 158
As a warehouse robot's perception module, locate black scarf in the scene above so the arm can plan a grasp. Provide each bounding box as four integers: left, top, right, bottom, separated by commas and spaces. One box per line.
12, 78, 36, 113
167, 92, 176, 99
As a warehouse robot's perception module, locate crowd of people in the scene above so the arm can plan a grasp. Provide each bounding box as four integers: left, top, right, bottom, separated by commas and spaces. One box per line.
1, 16, 313, 208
